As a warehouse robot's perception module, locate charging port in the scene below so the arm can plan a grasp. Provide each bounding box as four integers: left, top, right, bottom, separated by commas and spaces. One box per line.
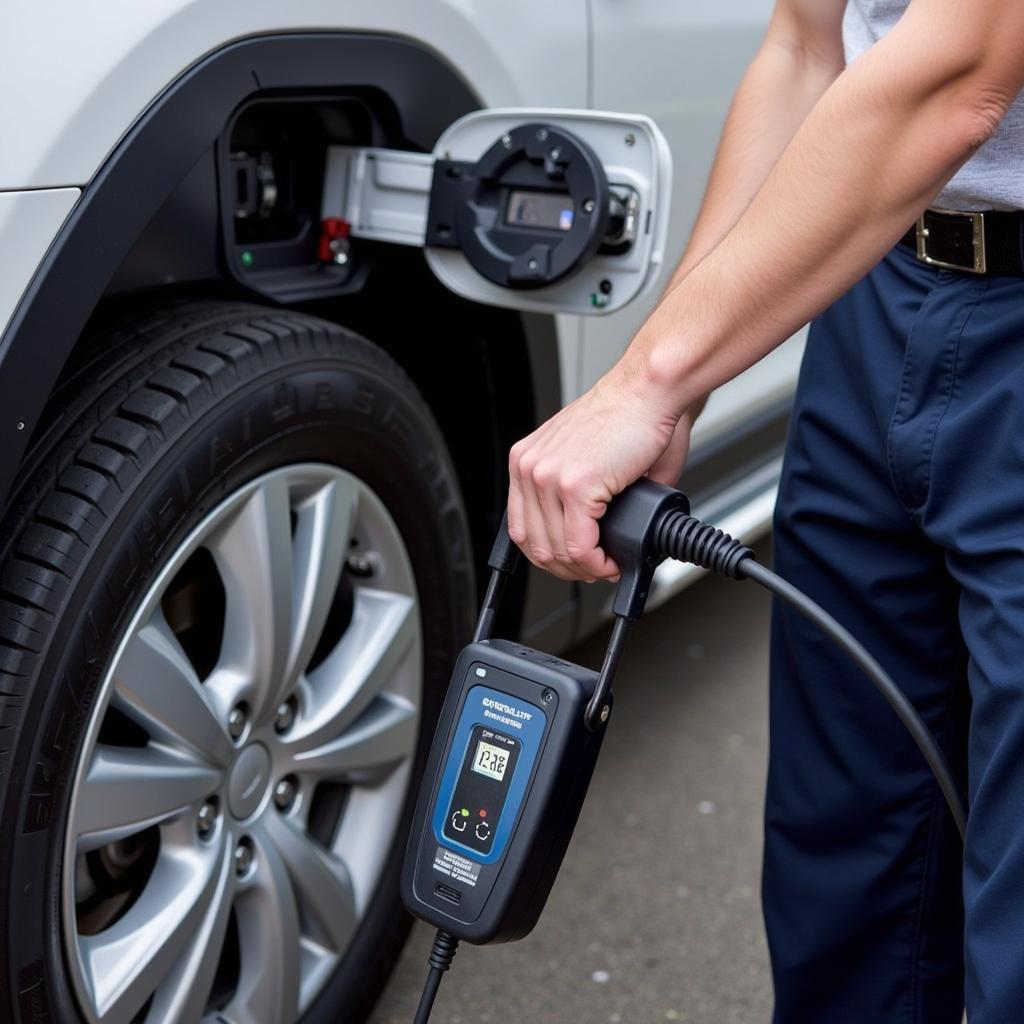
221, 95, 377, 303
434, 882, 463, 906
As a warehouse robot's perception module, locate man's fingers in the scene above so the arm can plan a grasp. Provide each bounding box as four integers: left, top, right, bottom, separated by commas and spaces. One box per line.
513, 449, 578, 580
531, 462, 600, 583
516, 439, 616, 582
563, 499, 619, 580
506, 444, 528, 549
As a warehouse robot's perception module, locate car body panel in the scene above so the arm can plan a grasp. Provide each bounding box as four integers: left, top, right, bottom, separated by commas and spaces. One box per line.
0, 2, 587, 191
0, 188, 79, 340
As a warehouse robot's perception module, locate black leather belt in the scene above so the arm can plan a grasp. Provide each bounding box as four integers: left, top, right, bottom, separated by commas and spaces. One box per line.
899, 207, 1024, 275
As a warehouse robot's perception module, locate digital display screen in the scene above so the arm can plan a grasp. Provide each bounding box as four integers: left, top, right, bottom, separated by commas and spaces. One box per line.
472, 740, 510, 781
443, 723, 522, 856
506, 190, 574, 232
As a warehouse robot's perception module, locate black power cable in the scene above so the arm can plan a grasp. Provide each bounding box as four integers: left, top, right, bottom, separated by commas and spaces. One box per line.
652, 510, 967, 841
413, 930, 459, 1024
739, 559, 966, 839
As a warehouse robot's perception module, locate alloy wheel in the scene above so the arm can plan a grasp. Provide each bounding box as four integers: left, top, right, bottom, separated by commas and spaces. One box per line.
62, 464, 422, 1024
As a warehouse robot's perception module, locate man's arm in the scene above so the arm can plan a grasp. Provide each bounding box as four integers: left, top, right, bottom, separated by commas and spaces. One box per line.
632, 0, 1024, 416
669, 0, 846, 287
661, 0, 846, 461
508, 0, 1024, 581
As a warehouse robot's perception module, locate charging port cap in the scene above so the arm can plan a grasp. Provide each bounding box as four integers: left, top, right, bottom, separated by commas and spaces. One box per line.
426, 123, 610, 290
425, 108, 672, 315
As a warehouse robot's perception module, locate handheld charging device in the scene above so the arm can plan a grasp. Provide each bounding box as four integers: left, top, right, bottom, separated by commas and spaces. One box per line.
401, 640, 601, 943
401, 482, 689, 948
400, 480, 967, 1023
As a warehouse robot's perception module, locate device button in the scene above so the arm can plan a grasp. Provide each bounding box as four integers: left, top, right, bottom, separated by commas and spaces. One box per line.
451, 813, 468, 832
475, 820, 492, 841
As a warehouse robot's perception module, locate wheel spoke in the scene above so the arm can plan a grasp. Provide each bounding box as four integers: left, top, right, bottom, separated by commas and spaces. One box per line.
287, 695, 417, 785
111, 615, 234, 768
256, 813, 359, 955
137, 839, 235, 1023
209, 474, 295, 723
295, 588, 418, 752
73, 746, 220, 853
286, 477, 357, 695
228, 833, 302, 1024
81, 841, 230, 1024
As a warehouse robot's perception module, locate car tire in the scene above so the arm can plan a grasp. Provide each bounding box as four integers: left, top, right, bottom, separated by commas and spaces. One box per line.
0, 300, 475, 1023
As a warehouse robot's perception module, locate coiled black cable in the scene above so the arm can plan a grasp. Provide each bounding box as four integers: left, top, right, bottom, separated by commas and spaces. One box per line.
653, 513, 967, 841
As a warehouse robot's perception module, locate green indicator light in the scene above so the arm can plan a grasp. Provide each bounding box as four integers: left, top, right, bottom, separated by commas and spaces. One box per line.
460, 808, 469, 817
240, 250, 255, 268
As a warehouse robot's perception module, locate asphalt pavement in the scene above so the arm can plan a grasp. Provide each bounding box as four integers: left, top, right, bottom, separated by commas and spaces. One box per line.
370, 539, 775, 1024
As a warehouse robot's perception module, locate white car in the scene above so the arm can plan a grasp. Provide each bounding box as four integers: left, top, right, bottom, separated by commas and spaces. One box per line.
0, 4, 799, 1022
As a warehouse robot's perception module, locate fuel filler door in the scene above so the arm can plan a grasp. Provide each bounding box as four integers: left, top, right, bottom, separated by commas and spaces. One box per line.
322, 109, 672, 315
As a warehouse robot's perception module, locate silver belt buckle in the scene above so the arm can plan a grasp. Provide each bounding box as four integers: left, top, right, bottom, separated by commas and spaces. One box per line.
916, 207, 987, 274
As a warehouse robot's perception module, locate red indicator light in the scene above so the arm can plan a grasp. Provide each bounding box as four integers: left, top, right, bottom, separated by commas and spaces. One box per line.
479, 809, 487, 818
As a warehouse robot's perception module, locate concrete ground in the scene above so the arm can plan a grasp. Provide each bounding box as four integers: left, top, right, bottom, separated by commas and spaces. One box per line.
371, 540, 775, 1024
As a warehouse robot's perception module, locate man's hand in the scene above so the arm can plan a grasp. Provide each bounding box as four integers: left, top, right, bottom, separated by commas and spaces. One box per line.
507, 371, 694, 582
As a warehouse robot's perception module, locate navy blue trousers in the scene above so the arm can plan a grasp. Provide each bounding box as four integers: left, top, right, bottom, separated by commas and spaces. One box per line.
766, 242, 1024, 1023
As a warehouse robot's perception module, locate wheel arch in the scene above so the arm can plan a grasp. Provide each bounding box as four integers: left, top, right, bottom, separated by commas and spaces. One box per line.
0, 32, 558, 532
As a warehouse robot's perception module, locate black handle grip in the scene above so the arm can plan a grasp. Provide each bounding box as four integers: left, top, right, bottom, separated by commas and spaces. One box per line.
488, 481, 690, 622
599, 480, 690, 621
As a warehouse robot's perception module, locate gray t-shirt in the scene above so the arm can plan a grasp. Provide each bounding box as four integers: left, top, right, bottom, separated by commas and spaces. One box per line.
844, 0, 1024, 210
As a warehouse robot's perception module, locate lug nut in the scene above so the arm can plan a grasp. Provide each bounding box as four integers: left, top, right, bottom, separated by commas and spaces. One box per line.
227, 705, 247, 741
274, 777, 297, 812
345, 553, 375, 577
196, 800, 218, 839
274, 697, 297, 734
234, 839, 254, 877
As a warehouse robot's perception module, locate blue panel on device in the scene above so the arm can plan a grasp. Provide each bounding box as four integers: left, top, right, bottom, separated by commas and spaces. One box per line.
402, 638, 604, 944
431, 680, 547, 864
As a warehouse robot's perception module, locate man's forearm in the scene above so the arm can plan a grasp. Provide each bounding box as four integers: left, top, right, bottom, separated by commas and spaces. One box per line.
623, 0, 1024, 417
670, 17, 843, 287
